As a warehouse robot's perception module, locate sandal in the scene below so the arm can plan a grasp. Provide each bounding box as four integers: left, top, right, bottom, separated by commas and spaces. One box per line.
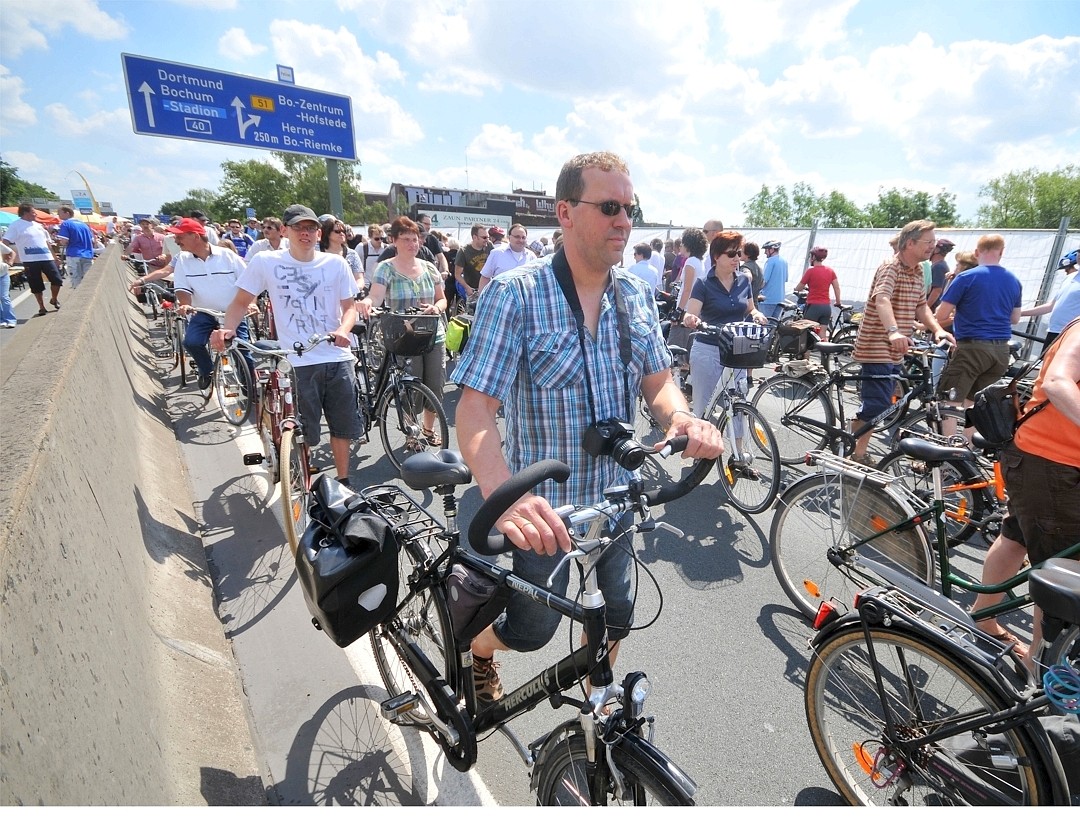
35, 309, 49, 317
422, 428, 442, 447
983, 627, 1029, 660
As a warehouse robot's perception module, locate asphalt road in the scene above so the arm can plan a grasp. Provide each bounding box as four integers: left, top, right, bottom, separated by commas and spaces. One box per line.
154, 323, 1024, 807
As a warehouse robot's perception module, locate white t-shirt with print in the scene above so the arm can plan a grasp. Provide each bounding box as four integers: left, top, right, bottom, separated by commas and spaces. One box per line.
2, 219, 54, 262
236, 248, 355, 367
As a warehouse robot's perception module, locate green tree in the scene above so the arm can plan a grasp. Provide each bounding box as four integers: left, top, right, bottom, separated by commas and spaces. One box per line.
213, 159, 292, 221
817, 190, 869, 228
159, 188, 219, 220
791, 182, 821, 227
743, 184, 793, 227
864, 186, 961, 228
272, 152, 367, 224
976, 166, 1080, 228
0, 157, 57, 204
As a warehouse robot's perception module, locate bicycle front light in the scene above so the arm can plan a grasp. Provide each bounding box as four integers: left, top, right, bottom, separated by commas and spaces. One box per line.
622, 671, 651, 720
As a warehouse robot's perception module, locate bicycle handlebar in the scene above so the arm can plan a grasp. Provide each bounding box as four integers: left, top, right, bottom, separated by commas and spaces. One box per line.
467, 435, 711, 557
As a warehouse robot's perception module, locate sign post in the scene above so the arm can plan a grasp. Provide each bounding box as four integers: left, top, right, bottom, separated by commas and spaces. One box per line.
121, 53, 356, 161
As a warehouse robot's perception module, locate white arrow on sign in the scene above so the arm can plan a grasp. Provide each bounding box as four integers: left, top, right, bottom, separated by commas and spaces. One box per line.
231, 97, 261, 139
139, 82, 156, 128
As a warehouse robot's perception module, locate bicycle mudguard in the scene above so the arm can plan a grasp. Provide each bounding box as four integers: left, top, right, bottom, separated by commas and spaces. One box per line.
809, 586, 1030, 693
530, 719, 697, 805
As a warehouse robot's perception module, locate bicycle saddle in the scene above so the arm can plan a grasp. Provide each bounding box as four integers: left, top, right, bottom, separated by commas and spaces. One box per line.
1029, 559, 1080, 628
253, 339, 282, 351
813, 341, 854, 356
401, 450, 472, 490
897, 437, 976, 465
351, 322, 367, 337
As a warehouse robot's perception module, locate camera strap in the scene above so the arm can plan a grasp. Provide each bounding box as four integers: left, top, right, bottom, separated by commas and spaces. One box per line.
550, 247, 633, 422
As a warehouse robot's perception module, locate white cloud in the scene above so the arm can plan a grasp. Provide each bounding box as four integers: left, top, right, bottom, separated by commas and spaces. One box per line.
0, 0, 128, 59
43, 104, 129, 137
266, 20, 422, 148
218, 27, 266, 60
0, 67, 37, 135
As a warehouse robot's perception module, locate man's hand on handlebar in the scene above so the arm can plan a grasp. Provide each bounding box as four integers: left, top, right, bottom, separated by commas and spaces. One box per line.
209, 328, 233, 352
496, 493, 572, 556
663, 411, 724, 460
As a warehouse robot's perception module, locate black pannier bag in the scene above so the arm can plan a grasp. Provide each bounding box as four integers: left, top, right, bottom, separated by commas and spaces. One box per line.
295, 476, 400, 647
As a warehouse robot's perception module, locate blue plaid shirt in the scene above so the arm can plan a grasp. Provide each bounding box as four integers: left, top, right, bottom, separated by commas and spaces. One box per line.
451, 258, 670, 507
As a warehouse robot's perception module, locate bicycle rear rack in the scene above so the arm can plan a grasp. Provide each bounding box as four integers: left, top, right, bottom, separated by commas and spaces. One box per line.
361, 484, 447, 546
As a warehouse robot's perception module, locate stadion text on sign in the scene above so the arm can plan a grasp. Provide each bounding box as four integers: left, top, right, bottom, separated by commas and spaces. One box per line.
121, 54, 356, 161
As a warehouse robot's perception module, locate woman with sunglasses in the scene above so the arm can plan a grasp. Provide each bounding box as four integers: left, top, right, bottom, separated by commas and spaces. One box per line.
682, 230, 768, 414
320, 217, 365, 293
366, 216, 448, 446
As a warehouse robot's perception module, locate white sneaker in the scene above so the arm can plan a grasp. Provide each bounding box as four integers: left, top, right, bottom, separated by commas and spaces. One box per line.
0, 322, 15, 328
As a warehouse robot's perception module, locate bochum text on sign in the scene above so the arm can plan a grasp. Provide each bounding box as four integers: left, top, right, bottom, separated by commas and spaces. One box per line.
121, 53, 356, 161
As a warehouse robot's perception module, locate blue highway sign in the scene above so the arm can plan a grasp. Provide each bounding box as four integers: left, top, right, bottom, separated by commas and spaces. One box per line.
121, 53, 356, 160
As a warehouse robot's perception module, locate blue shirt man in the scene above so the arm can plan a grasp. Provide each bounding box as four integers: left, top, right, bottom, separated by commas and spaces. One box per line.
450, 151, 723, 703
56, 206, 95, 289
759, 240, 788, 318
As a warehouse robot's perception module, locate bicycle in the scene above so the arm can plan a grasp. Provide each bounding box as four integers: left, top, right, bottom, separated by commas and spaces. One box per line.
769, 436, 1080, 622
803, 556, 1080, 805
350, 309, 450, 472
366, 436, 714, 805
752, 343, 945, 465
142, 281, 188, 386
237, 333, 332, 554
692, 321, 782, 514
188, 306, 254, 426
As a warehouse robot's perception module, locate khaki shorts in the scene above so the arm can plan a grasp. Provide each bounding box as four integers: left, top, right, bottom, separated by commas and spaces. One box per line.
937, 341, 1010, 402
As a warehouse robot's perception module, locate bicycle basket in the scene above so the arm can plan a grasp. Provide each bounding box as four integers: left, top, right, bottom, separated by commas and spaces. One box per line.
380, 312, 439, 357
717, 322, 772, 368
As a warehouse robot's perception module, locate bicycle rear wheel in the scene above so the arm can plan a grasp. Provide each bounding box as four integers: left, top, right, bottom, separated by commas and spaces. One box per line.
534, 732, 690, 805
805, 627, 1053, 805
377, 379, 449, 472
279, 427, 310, 555
876, 450, 992, 547
710, 401, 781, 514
369, 540, 453, 729
215, 347, 253, 425
752, 375, 833, 464
770, 473, 933, 620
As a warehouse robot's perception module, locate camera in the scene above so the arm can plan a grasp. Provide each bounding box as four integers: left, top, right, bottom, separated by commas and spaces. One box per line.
582, 417, 647, 471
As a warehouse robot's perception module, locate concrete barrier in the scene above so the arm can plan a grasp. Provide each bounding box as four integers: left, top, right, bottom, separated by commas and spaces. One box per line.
0, 246, 264, 805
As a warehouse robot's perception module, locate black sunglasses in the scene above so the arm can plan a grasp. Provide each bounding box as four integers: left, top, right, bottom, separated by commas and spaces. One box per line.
720, 249, 742, 258
570, 199, 634, 218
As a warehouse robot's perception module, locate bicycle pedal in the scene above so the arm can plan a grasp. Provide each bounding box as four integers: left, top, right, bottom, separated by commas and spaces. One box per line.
242, 452, 265, 466
381, 691, 421, 721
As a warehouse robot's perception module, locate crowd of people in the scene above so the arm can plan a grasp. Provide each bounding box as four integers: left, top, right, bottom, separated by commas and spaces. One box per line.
3, 159, 1077, 696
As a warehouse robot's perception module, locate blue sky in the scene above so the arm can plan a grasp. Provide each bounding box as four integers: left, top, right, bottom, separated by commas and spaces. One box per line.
1, 0, 1078, 226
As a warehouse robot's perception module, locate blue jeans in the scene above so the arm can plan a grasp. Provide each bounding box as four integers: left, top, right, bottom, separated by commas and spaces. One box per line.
0, 272, 16, 325
184, 311, 250, 378
492, 514, 634, 652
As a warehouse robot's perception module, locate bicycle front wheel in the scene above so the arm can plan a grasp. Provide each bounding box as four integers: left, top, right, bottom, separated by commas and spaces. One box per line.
215, 348, 253, 425
279, 427, 310, 555
709, 401, 781, 514
534, 733, 690, 805
770, 474, 933, 620
378, 379, 449, 472
806, 627, 1053, 805
752, 375, 833, 464
175, 319, 188, 386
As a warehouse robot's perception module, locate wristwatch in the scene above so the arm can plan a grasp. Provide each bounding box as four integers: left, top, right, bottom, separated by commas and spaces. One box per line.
886, 326, 899, 334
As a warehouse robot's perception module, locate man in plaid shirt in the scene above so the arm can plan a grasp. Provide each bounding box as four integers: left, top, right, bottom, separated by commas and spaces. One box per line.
451, 151, 723, 704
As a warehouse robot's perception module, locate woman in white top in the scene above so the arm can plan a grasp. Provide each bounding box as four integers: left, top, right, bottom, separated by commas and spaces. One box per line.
320, 217, 365, 292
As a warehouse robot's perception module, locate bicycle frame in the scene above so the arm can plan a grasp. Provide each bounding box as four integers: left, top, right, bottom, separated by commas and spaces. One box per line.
781, 352, 936, 456
828, 457, 1080, 619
